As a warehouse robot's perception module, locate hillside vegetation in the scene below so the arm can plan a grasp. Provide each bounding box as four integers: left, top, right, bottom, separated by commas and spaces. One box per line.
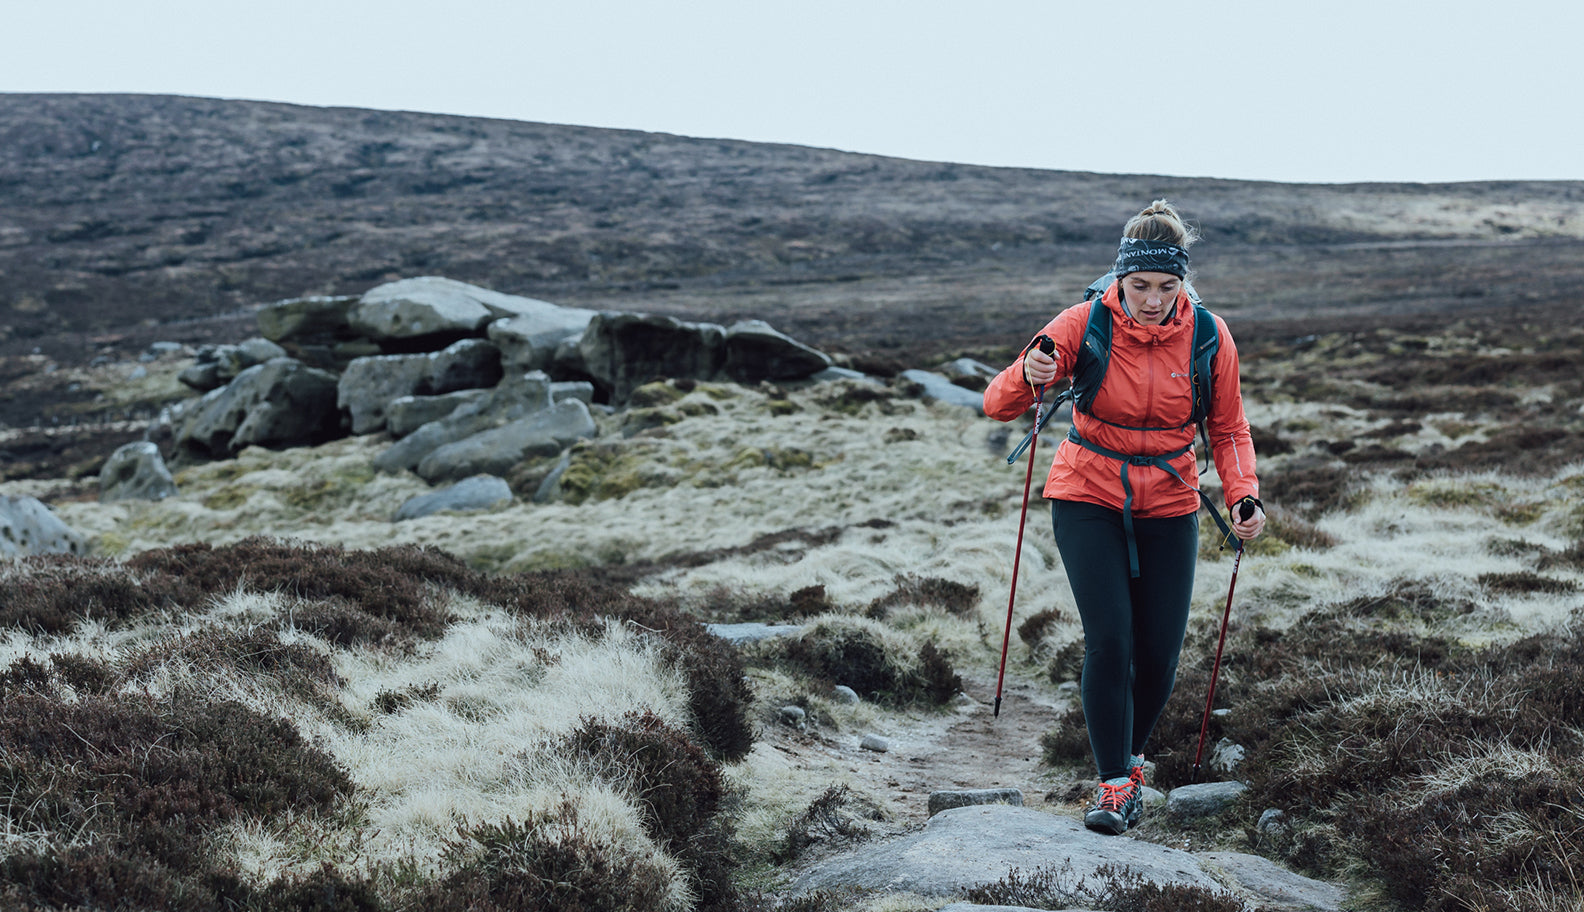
3, 94, 1584, 911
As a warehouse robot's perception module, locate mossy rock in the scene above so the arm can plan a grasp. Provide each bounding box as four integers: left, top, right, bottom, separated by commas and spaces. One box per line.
628, 381, 686, 408
559, 443, 658, 505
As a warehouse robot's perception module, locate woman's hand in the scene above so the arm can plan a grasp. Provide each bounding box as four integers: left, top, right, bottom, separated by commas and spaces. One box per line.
1023, 346, 1059, 388
1232, 500, 1266, 542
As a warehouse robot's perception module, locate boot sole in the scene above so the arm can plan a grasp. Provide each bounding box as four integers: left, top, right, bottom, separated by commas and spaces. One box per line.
1084, 808, 1128, 835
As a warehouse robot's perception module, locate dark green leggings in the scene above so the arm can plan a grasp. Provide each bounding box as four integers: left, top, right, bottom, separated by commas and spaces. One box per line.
1051, 499, 1198, 781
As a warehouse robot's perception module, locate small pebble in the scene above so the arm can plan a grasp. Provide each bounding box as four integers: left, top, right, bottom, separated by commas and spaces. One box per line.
831, 685, 860, 705
860, 733, 890, 753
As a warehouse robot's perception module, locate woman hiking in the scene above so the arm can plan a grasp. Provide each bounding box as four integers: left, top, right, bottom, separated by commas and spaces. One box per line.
984, 200, 1265, 835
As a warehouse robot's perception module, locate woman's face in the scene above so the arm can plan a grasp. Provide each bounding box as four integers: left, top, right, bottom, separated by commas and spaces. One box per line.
1121, 271, 1181, 326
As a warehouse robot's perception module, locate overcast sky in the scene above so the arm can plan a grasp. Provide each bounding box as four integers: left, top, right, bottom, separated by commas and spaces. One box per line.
4, 0, 1576, 185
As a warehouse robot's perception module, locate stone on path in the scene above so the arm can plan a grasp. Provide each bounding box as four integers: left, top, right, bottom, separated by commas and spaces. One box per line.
791, 804, 1224, 899
705, 622, 805, 644
928, 788, 1024, 817
1166, 781, 1249, 823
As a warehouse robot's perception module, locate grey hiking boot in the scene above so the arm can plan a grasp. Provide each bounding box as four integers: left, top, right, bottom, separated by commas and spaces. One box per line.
1084, 778, 1142, 835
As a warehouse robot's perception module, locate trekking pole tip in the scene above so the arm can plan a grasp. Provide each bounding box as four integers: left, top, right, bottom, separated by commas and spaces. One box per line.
992, 696, 1002, 718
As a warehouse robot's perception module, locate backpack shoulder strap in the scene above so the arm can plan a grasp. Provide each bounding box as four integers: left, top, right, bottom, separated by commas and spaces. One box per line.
1070, 298, 1112, 415
1189, 303, 1219, 424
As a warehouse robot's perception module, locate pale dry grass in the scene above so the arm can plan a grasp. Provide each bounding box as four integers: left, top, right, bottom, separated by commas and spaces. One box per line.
0, 584, 699, 904
9, 371, 1584, 905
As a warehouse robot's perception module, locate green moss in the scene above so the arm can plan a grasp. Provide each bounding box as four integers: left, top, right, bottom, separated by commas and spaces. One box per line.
628, 381, 685, 408
1407, 480, 1504, 510
1495, 502, 1545, 526
559, 444, 649, 505
728, 447, 815, 474
766, 398, 801, 416
1433, 419, 1482, 440
203, 485, 254, 510
677, 399, 720, 418
94, 530, 131, 557
176, 460, 251, 486
619, 407, 683, 435
282, 464, 376, 513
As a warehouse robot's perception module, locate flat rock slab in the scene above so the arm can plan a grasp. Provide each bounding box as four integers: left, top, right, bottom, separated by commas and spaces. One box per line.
937, 906, 1091, 912
791, 804, 1221, 899
1199, 852, 1345, 911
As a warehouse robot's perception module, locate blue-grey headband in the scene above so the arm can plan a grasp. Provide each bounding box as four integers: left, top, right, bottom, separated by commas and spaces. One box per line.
1113, 236, 1190, 279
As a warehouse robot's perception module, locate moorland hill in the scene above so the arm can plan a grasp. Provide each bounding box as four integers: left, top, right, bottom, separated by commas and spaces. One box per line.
4, 92, 1584, 369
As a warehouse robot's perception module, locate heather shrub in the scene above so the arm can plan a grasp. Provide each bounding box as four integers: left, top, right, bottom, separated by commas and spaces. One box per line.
866, 574, 980, 618
0, 673, 351, 907
963, 862, 1243, 911
782, 616, 963, 706
565, 711, 737, 912
123, 626, 346, 719
1477, 570, 1578, 595
565, 712, 724, 853
0, 554, 189, 632
280, 596, 408, 648
126, 538, 457, 639
781, 785, 880, 862
417, 802, 680, 912
0, 844, 228, 912
263, 864, 387, 912
1017, 607, 1064, 649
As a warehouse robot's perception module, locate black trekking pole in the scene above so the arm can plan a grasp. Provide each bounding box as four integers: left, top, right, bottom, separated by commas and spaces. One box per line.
994, 335, 1055, 718
1191, 499, 1257, 781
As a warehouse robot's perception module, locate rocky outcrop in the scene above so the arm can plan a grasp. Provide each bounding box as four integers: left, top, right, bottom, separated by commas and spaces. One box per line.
927, 788, 1024, 817
576, 313, 835, 402
349, 276, 497, 342
257, 295, 357, 344
578, 312, 728, 404
1200, 852, 1346, 911
349, 276, 587, 345
179, 337, 290, 392
487, 302, 598, 374
394, 474, 513, 521
414, 399, 596, 484
337, 338, 502, 434
99, 441, 178, 502
1166, 781, 1249, 823
1, 495, 87, 557
385, 389, 492, 438
176, 358, 341, 459
721, 319, 833, 383
373, 371, 556, 474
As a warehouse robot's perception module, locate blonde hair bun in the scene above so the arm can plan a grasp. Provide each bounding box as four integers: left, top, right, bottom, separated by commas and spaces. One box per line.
1123, 199, 1199, 249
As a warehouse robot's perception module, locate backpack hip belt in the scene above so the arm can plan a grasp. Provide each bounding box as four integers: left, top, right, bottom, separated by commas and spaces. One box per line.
1065, 427, 1233, 578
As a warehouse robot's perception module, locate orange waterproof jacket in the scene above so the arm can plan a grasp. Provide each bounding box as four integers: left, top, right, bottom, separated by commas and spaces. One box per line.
983, 283, 1259, 518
